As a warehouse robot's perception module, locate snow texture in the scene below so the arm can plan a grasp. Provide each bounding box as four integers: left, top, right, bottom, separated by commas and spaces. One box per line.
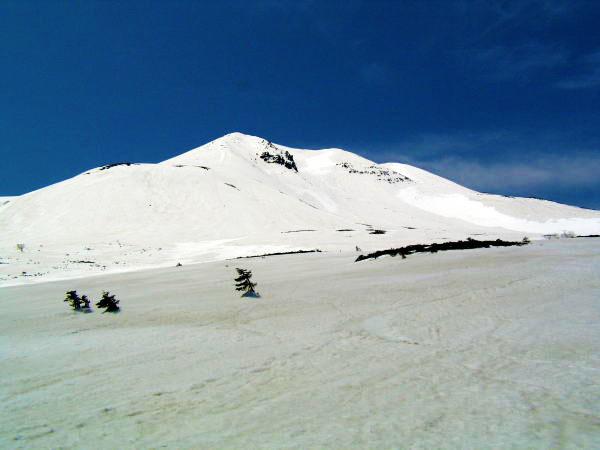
0, 132, 599, 286
1, 240, 599, 448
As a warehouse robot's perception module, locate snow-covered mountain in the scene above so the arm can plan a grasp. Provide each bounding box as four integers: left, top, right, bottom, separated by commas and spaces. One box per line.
1, 132, 599, 285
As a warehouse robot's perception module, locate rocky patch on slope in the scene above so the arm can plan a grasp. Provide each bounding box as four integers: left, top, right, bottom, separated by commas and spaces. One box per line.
258, 140, 298, 172
98, 162, 138, 171
337, 162, 410, 184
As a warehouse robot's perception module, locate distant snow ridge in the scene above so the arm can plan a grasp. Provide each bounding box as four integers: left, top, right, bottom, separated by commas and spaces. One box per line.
1, 131, 600, 285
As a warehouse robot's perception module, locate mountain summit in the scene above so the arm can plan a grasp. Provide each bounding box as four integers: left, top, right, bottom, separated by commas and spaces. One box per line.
1, 133, 599, 284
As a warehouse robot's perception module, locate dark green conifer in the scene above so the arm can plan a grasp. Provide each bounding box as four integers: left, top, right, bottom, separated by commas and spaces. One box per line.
64, 290, 83, 311
96, 291, 120, 313
234, 268, 258, 297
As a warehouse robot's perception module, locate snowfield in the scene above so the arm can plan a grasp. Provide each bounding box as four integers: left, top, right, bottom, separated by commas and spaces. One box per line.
1, 132, 599, 286
1, 132, 600, 448
1, 239, 599, 449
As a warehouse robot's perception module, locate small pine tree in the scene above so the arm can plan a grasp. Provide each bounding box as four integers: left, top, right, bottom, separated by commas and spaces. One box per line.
64, 290, 84, 311
81, 295, 91, 310
96, 291, 120, 313
234, 268, 258, 297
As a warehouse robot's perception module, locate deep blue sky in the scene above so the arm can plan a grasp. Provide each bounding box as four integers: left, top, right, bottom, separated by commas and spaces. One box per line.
2, 0, 600, 208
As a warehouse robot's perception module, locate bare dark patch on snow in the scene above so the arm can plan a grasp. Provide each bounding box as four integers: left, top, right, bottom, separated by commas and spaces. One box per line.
99, 162, 138, 171
356, 238, 527, 262
232, 249, 322, 259
299, 199, 319, 209
174, 164, 210, 170
282, 229, 316, 233
224, 183, 239, 190
337, 162, 410, 183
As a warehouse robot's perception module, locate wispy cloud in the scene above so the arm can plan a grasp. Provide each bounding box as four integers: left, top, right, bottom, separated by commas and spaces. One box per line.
456, 2, 596, 88
411, 154, 600, 192
473, 0, 573, 44
475, 1, 534, 42
472, 42, 566, 82
361, 130, 600, 207
555, 50, 600, 89
371, 130, 517, 159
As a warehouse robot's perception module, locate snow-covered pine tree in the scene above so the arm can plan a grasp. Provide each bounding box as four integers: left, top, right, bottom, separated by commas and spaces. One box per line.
234, 268, 258, 297
96, 291, 120, 312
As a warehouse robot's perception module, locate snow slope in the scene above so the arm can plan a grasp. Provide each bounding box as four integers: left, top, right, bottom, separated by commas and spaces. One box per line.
2, 240, 600, 448
1, 132, 599, 285
0, 197, 14, 209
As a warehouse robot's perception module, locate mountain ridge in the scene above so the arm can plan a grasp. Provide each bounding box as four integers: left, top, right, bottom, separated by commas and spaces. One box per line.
1, 132, 599, 285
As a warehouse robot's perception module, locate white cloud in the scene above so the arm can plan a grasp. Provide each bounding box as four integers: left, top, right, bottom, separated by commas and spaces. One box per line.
363, 131, 600, 198
413, 154, 600, 192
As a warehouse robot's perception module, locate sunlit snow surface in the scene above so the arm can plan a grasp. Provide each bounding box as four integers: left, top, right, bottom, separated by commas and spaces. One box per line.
396, 186, 600, 234
1, 239, 599, 448
1, 132, 599, 286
